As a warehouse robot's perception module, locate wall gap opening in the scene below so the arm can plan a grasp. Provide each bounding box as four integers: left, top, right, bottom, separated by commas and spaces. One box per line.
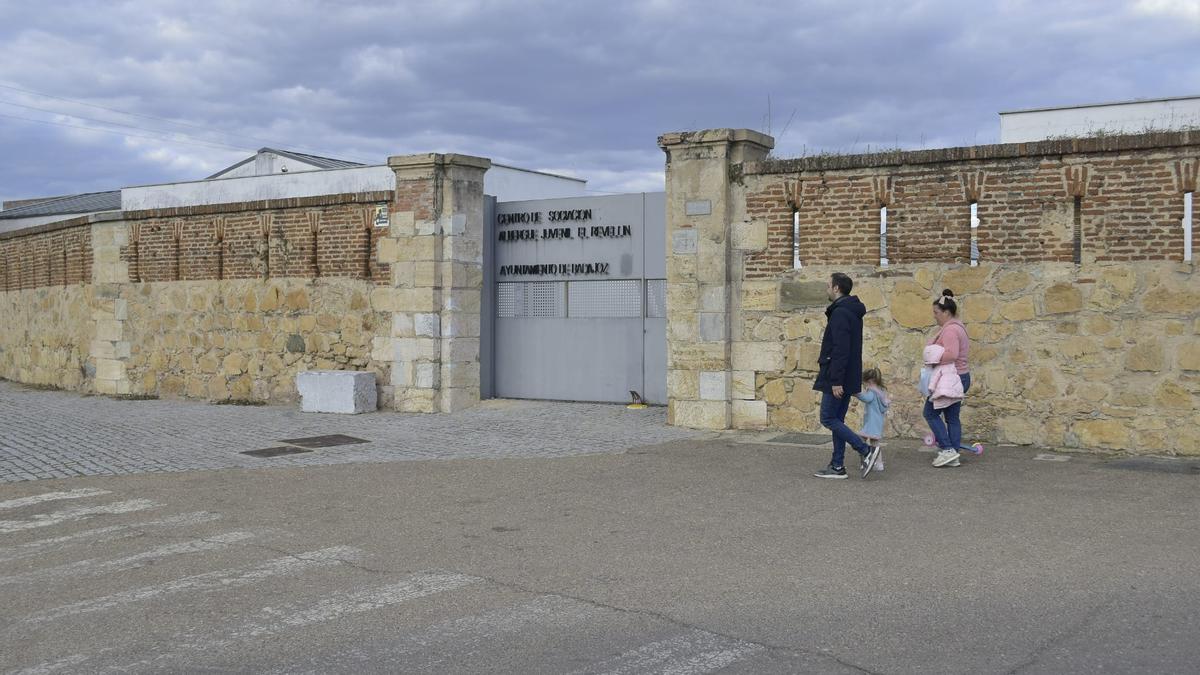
879, 206, 889, 266
1184, 191, 1193, 262
970, 201, 979, 266
792, 209, 801, 269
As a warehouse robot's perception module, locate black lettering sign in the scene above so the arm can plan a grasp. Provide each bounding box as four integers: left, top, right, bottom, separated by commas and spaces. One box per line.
498, 262, 612, 277
547, 208, 593, 222
497, 212, 541, 225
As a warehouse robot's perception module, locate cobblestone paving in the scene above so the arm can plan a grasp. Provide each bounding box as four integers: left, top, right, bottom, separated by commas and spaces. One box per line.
0, 381, 703, 483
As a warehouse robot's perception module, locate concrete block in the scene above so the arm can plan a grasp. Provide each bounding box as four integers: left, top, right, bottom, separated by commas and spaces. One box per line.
699, 371, 728, 401
732, 400, 768, 429
732, 371, 756, 400
296, 370, 378, 414
699, 313, 726, 342
414, 313, 441, 337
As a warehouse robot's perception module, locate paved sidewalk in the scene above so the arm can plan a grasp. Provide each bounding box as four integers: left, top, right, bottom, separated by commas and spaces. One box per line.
0, 381, 703, 483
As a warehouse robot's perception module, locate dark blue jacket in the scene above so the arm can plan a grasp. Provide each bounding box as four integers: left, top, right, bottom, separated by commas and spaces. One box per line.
812, 295, 866, 395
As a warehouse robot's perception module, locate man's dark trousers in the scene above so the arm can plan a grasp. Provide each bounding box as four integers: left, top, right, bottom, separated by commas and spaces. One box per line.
820, 391, 870, 469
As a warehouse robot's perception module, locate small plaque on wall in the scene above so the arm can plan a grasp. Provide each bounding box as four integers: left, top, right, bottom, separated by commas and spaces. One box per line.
685, 200, 712, 216
373, 204, 389, 227
672, 230, 698, 255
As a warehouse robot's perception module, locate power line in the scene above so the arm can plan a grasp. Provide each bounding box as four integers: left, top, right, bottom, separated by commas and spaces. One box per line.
0, 111, 255, 153
0, 99, 252, 153
0, 81, 374, 163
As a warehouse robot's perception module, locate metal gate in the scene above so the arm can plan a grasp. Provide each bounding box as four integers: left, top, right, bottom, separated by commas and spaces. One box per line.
482, 193, 666, 404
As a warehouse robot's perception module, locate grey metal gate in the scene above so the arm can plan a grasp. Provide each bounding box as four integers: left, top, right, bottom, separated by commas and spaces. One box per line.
484, 193, 666, 404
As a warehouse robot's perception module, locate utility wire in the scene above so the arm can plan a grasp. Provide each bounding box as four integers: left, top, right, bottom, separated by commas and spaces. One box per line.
0, 111, 255, 153
0, 81, 373, 163
0, 99, 252, 153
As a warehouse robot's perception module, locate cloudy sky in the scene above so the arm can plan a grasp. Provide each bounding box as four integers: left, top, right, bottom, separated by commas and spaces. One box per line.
1, 0, 1198, 204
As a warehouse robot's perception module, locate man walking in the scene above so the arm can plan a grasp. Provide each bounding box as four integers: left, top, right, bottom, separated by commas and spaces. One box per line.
813, 272, 880, 479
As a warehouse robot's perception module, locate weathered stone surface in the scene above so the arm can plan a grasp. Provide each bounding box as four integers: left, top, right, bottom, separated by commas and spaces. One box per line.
1178, 343, 1200, 372
731, 342, 785, 372
668, 369, 700, 400
732, 399, 768, 429
741, 281, 779, 311
673, 400, 728, 429
960, 295, 995, 323
296, 370, 377, 413
732, 220, 768, 251
913, 268, 934, 290
1156, 380, 1194, 410
889, 282, 934, 329
1126, 340, 1165, 372
762, 378, 788, 405
699, 371, 728, 400
856, 284, 884, 312
779, 280, 829, 310
731, 370, 756, 400
1072, 419, 1130, 449
996, 271, 1031, 294
1000, 297, 1036, 322
1042, 283, 1083, 314
941, 265, 991, 294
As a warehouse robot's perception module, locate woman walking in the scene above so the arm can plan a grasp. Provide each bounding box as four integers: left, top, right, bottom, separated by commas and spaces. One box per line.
924, 289, 977, 468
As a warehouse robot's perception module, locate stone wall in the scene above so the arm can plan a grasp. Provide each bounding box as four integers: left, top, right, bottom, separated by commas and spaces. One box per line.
120, 278, 388, 404
0, 284, 97, 390
738, 262, 1199, 455
0, 153, 490, 413
660, 129, 1200, 455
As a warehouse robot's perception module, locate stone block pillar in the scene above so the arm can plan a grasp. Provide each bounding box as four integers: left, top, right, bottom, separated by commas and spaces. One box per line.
381, 153, 490, 412
658, 129, 774, 429
89, 214, 133, 395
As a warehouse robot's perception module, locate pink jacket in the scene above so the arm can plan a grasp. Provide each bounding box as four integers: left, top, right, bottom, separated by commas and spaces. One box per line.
927, 319, 970, 375
923, 344, 964, 409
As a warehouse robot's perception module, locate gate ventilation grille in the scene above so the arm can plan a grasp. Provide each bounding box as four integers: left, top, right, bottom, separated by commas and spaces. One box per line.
569, 280, 642, 318
497, 282, 566, 318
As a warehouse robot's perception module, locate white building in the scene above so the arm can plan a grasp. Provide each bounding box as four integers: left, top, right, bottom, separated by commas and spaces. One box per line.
1000, 95, 1200, 143
1, 148, 588, 234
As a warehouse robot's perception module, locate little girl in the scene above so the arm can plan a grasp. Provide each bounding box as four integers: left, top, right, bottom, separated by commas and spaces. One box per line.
854, 368, 890, 471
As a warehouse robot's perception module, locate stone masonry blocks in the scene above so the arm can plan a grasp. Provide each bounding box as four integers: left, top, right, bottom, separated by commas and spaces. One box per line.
296, 370, 378, 414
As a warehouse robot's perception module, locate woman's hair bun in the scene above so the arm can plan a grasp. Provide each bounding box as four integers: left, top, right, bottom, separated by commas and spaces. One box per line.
941, 288, 955, 298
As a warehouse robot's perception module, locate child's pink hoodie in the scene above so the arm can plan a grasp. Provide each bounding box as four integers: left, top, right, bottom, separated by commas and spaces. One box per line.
923, 344, 964, 409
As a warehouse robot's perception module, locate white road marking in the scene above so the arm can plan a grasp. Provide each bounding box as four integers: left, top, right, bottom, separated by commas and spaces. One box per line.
273, 594, 598, 674
576, 629, 764, 675
0, 531, 256, 587
0, 488, 111, 512
20, 545, 363, 625
0, 499, 159, 534
76, 571, 482, 674
0, 511, 221, 563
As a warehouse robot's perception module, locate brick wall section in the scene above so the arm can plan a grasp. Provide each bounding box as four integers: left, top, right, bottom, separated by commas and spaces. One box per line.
120, 191, 394, 284
740, 131, 1200, 278
0, 219, 93, 291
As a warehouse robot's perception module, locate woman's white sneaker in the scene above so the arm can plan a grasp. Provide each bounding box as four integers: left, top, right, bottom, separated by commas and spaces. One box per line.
933, 450, 961, 467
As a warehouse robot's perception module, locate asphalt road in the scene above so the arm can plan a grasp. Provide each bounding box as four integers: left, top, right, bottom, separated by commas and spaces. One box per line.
2, 435, 1198, 674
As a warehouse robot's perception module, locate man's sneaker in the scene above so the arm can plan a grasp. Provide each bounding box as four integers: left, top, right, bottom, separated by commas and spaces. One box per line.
860, 445, 881, 478
933, 450, 961, 467
813, 466, 848, 479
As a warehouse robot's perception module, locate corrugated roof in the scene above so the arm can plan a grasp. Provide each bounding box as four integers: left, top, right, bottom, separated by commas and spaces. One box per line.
0, 190, 121, 219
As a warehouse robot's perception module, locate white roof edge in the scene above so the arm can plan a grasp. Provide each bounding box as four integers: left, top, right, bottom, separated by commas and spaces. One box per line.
1000, 94, 1200, 116
491, 163, 587, 183
122, 164, 391, 190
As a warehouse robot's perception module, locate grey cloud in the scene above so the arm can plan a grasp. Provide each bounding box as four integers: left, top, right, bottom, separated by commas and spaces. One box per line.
1, 0, 1197, 203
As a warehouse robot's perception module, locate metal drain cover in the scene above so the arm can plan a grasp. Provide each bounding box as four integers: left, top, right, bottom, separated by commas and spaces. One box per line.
768, 433, 832, 445
241, 446, 314, 458
279, 434, 370, 448
1104, 458, 1200, 474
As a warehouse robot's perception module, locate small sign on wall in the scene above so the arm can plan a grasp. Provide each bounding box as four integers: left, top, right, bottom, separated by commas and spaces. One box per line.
373, 204, 389, 228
